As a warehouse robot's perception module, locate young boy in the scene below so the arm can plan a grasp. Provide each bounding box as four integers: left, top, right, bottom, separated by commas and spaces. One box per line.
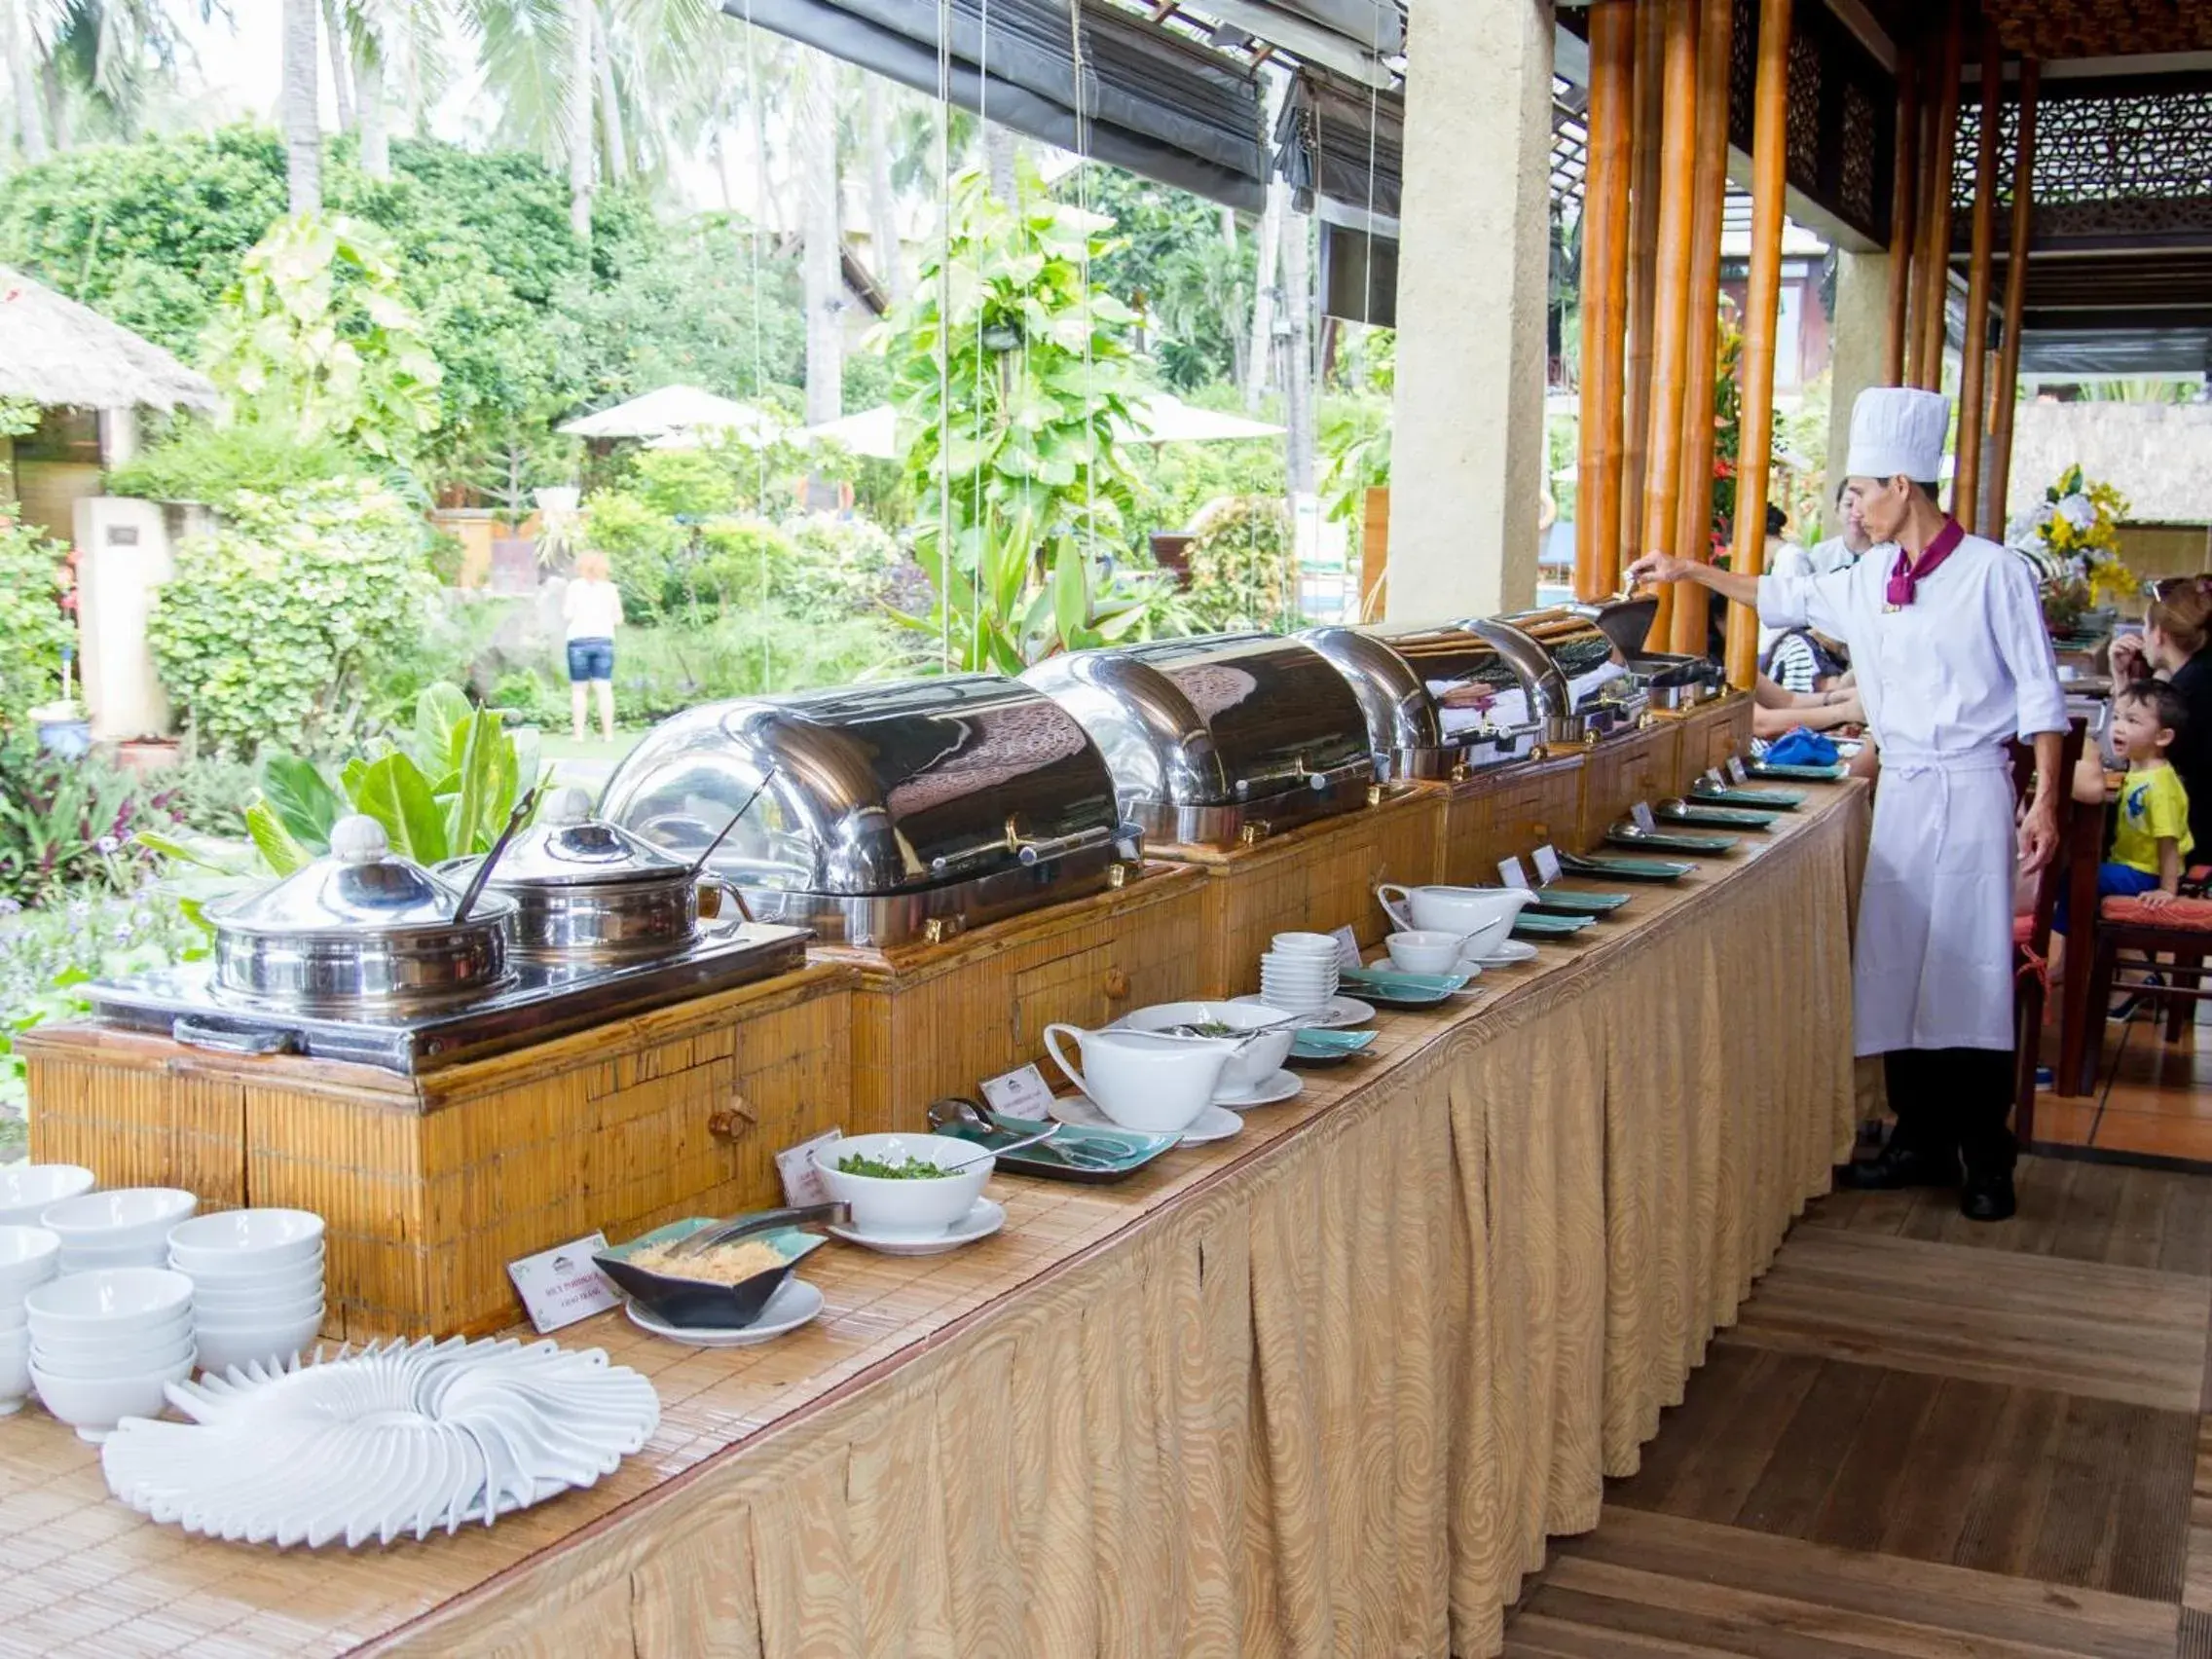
2055, 682, 2194, 949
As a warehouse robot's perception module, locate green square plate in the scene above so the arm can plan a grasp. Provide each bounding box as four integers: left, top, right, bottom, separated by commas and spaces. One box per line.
1512, 909, 1596, 938
1750, 760, 1848, 781
1607, 824, 1739, 855
1689, 782, 1804, 810
1559, 850, 1694, 882
1337, 965, 1474, 1008
1526, 888, 1631, 916
929, 1111, 1180, 1183
1288, 1028, 1378, 1066
1657, 801, 1778, 830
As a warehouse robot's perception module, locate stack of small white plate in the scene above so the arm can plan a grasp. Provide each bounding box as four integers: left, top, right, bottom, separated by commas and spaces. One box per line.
0, 1225, 60, 1415
0, 1163, 93, 1228
42, 1188, 197, 1273
1259, 931, 1341, 1014
26, 1267, 197, 1442
167, 1209, 327, 1376
101, 1335, 661, 1547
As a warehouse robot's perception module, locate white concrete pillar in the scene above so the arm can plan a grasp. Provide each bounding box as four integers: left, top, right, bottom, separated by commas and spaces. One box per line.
1385, 0, 1556, 621
96, 406, 139, 470
1824, 249, 1891, 535
71, 496, 174, 741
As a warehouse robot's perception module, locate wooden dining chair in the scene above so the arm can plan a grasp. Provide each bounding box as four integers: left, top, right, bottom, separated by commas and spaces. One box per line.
2009, 719, 2087, 1143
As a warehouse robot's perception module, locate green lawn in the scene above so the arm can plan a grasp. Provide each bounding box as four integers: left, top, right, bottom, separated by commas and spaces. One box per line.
535, 729, 646, 793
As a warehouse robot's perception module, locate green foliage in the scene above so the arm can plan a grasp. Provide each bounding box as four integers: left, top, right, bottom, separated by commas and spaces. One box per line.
1182, 496, 1298, 632
628, 447, 752, 520
1074, 169, 1253, 392
148, 481, 437, 757
202, 213, 446, 464
0, 738, 172, 906
0, 396, 42, 437
160, 755, 263, 838
580, 491, 687, 622
884, 157, 1159, 673
0, 513, 72, 727
1127, 418, 1287, 543
615, 611, 911, 721
1319, 396, 1391, 530
107, 420, 369, 504
777, 516, 908, 613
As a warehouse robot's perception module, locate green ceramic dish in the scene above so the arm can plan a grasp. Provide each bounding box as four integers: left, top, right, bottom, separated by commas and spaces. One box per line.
1512, 910, 1595, 938
1288, 1028, 1378, 1065
1558, 851, 1693, 882
1689, 783, 1804, 810
1526, 888, 1631, 916
929, 1112, 1179, 1184
1657, 802, 1778, 830
1750, 760, 1848, 781
1337, 965, 1473, 1008
1606, 824, 1739, 855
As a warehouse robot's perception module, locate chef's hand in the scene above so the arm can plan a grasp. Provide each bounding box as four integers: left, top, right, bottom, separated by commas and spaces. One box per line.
1625, 552, 1696, 588
2108, 633, 2147, 682
2018, 797, 2061, 874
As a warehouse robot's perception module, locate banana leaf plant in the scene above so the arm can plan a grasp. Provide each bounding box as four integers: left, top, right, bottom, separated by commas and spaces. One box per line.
139, 687, 546, 921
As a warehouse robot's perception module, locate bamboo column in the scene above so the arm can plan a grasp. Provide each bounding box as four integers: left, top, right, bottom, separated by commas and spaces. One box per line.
1576, 1, 1637, 600
1882, 44, 1920, 385
1636, 0, 1702, 651
1953, 22, 2004, 527
1621, 0, 1668, 577
1670, 0, 1733, 655
1983, 58, 2040, 540
1913, 4, 1964, 391
1722, 0, 1792, 687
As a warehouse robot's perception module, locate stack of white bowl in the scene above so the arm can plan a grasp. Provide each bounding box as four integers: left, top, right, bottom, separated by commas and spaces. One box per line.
168, 1209, 327, 1375
0, 1225, 60, 1415
0, 1163, 94, 1228
1259, 931, 1341, 1015
42, 1188, 198, 1273
26, 1267, 196, 1442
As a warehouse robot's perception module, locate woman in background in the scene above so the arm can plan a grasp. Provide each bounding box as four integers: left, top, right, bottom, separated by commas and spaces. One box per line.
2111, 575, 2212, 857
563, 550, 624, 743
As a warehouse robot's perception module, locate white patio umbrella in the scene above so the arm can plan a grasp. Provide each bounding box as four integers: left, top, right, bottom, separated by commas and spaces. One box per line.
803, 404, 900, 459
800, 394, 1286, 461
560, 385, 787, 447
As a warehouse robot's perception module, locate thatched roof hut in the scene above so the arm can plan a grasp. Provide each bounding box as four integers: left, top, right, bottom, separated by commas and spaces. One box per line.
0, 267, 216, 413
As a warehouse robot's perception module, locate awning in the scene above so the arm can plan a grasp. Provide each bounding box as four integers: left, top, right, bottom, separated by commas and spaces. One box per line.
721, 0, 1268, 209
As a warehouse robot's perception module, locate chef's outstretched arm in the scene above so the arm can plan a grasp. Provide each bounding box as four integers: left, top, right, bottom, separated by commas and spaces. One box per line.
1625, 551, 1760, 608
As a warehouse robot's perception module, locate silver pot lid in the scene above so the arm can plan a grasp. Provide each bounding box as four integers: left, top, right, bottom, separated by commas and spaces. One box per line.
211, 814, 515, 938
471, 786, 692, 889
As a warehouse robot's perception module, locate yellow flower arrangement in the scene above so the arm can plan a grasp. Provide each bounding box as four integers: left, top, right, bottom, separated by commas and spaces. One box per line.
2014, 463, 2135, 613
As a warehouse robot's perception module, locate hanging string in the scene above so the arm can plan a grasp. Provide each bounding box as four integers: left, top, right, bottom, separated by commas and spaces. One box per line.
1358, 11, 1384, 629
971, 0, 991, 665
936, 0, 955, 672
740, 0, 771, 687
1068, 0, 1094, 632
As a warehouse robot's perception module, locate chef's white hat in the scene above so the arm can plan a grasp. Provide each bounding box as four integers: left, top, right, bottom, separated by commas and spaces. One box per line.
1845, 386, 1950, 482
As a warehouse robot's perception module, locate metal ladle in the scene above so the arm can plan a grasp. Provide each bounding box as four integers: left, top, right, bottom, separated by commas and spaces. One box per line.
451, 786, 539, 925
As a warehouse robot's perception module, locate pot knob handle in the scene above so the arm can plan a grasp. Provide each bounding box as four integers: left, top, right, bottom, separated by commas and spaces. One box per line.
330, 815, 391, 864
541, 786, 593, 826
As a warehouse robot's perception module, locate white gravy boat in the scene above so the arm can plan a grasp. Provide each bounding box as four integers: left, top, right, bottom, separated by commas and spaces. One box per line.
1043, 1023, 1234, 1134
1375, 883, 1537, 959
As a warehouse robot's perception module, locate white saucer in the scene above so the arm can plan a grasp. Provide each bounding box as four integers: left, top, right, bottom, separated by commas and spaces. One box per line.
1048, 1094, 1244, 1146
1230, 993, 1375, 1029
1466, 940, 1539, 967
623, 1276, 824, 1346
1214, 1069, 1304, 1110
829, 1198, 1006, 1257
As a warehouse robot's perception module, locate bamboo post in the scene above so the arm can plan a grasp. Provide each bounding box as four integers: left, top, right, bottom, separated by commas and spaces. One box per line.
1883, 44, 1920, 385
1670, 0, 1732, 655
1953, 23, 2003, 527
1621, 0, 1667, 578
1360, 486, 1390, 617
1723, 0, 1792, 688
1913, 4, 1963, 392
1637, 0, 1701, 651
1983, 59, 2039, 541
1577, 1, 1637, 600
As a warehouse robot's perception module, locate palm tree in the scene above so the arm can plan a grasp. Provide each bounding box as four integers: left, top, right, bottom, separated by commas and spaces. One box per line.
861, 72, 903, 306
13, 0, 205, 148
792, 41, 839, 423
1, 0, 48, 162
281, 0, 320, 209
565, 0, 588, 234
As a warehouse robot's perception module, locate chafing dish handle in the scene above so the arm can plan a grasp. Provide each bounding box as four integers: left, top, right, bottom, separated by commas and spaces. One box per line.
171, 1016, 302, 1057
928, 820, 1127, 877
1233, 756, 1372, 799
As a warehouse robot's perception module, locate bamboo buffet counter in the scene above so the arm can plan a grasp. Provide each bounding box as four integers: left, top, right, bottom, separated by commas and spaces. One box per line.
0, 778, 1867, 1658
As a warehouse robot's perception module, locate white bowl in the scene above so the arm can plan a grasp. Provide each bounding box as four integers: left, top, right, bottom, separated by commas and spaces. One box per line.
30, 1354, 193, 1442
1386, 930, 1472, 975
1115, 1001, 1297, 1098
166, 1209, 324, 1273
0, 1304, 25, 1333
0, 1225, 60, 1300
1270, 932, 1341, 960
192, 1315, 327, 1377
170, 1244, 324, 1290
0, 1336, 26, 1416
0, 1320, 24, 1350
25, 1267, 195, 1334
187, 1269, 324, 1311
59, 1242, 169, 1275
814, 1134, 990, 1240
32, 1335, 195, 1381
0, 1165, 93, 1229
41, 1189, 197, 1253
30, 1309, 192, 1364
1258, 948, 1337, 977
193, 1290, 324, 1329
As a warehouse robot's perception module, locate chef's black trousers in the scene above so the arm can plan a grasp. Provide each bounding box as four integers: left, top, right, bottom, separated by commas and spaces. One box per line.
1882, 1047, 2016, 1175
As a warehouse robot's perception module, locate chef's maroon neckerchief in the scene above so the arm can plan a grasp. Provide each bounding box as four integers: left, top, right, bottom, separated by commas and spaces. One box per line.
1885, 516, 1964, 608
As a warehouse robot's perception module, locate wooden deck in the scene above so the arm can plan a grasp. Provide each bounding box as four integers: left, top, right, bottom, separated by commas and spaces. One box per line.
1504, 1157, 2212, 1657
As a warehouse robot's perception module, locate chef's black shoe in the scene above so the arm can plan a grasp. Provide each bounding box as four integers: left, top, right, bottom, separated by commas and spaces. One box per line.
1960, 1169, 2017, 1223
1836, 1144, 1958, 1191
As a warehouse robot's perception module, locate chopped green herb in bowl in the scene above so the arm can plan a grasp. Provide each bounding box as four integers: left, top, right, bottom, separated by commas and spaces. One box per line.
833, 1152, 954, 1180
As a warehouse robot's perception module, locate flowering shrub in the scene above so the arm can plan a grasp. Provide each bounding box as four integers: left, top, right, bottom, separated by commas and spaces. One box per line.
149, 479, 436, 756
0, 737, 171, 905
2009, 463, 2134, 615
1183, 495, 1297, 630
0, 511, 71, 728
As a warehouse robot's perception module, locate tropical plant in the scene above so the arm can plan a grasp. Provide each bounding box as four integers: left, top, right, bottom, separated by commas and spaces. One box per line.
106, 420, 369, 505
147, 479, 436, 757
0, 737, 171, 905
202, 212, 445, 464
1077, 168, 1256, 393
882, 156, 1161, 673
1181, 495, 1297, 631
0, 511, 71, 727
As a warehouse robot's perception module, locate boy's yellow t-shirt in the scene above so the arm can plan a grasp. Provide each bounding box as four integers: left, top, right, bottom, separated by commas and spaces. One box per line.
2113, 762, 2194, 875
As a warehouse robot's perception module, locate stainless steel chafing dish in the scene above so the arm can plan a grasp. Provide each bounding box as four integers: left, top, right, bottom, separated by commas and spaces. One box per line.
1562, 595, 1728, 711
1299, 623, 1551, 780
598, 675, 1143, 947
1486, 607, 1651, 736
1021, 633, 1376, 849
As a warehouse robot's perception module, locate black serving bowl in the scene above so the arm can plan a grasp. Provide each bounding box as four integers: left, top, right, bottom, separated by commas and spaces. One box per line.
593, 1206, 841, 1329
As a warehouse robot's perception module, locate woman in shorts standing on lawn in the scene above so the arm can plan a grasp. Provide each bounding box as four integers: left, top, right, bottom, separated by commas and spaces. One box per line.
563, 550, 623, 742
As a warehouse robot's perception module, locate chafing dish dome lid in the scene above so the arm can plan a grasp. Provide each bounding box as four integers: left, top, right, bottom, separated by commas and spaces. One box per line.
1019, 633, 1374, 810
477, 786, 694, 888
1489, 607, 1637, 706
209, 815, 517, 938
597, 675, 1124, 898
1303, 623, 1543, 751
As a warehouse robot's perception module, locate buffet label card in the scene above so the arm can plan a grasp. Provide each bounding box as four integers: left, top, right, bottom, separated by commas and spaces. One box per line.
1727, 756, 1750, 784
1498, 857, 1530, 890
980, 1062, 1055, 1121
1532, 844, 1564, 885
776, 1128, 841, 1207
1704, 767, 1725, 790
1631, 800, 1657, 833
508, 1233, 620, 1334
1330, 924, 1362, 968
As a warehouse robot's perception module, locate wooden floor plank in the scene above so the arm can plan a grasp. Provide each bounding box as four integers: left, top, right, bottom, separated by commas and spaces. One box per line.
2183, 1417, 2212, 1616
1733, 1361, 1881, 1539
1812, 1368, 1943, 1555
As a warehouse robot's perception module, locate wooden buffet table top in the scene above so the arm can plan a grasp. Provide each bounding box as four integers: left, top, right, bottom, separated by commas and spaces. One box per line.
0, 781, 1866, 1659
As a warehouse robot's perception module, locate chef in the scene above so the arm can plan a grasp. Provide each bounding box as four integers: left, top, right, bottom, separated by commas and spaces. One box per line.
1628, 386, 2066, 1222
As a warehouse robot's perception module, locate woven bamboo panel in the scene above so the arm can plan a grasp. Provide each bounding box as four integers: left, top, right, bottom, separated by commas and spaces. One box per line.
812, 865, 1211, 1134
1160, 790, 1439, 996
1662, 693, 1754, 792
20, 967, 854, 1341
1427, 752, 1591, 886
1577, 724, 1680, 845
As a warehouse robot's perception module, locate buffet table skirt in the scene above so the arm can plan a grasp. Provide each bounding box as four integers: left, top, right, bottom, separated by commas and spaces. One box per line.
0, 785, 1868, 1659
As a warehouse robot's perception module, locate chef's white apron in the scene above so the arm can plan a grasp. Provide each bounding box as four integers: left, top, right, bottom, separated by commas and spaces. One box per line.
1853, 745, 2016, 1056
